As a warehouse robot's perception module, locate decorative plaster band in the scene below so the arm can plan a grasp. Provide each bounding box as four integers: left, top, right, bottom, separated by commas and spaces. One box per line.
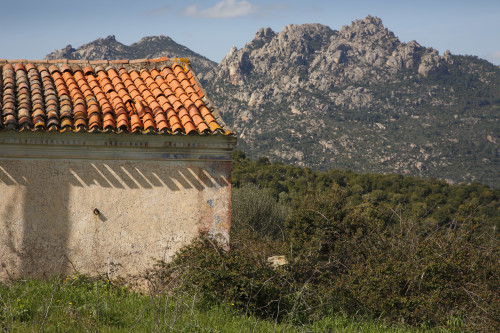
0, 132, 236, 161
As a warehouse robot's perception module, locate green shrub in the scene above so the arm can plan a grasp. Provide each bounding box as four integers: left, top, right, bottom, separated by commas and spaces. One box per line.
231, 184, 289, 241
154, 235, 290, 320
285, 189, 500, 331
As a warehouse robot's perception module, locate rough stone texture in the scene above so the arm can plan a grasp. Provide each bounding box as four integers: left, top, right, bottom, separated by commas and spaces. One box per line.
205, 15, 448, 112
0, 133, 234, 280
417, 49, 448, 76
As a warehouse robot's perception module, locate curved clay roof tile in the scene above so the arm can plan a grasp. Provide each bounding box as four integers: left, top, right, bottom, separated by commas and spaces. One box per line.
0, 57, 230, 135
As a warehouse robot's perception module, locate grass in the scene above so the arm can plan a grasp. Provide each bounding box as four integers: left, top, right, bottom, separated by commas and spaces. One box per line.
0, 275, 451, 332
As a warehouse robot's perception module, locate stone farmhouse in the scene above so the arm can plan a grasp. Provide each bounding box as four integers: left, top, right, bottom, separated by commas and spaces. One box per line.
0, 57, 236, 280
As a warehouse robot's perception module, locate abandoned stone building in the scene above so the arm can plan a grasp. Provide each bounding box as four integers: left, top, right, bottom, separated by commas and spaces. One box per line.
0, 57, 236, 280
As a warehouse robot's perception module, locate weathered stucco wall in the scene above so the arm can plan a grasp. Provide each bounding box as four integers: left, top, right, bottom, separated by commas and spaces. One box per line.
0, 132, 234, 280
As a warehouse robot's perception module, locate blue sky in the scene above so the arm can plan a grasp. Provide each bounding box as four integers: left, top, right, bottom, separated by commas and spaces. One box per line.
1, 0, 499, 65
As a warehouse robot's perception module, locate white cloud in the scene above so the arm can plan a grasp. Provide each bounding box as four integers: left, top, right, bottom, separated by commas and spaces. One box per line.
183, 0, 258, 19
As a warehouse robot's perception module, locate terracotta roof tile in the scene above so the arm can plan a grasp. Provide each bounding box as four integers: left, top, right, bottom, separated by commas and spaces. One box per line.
0, 58, 230, 135
109, 59, 129, 65
68, 59, 89, 64
151, 56, 169, 62
130, 59, 148, 64
89, 60, 108, 65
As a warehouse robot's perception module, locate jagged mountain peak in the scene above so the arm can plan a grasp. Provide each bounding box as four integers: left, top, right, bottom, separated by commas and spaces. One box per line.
212, 15, 450, 86
54, 44, 76, 58
347, 15, 385, 30
91, 35, 122, 45
133, 35, 174, 46
280, 22, 332, 34
45, 35, 128, 61
221, 17, 389, 70
254, 27, 276, 39
138, 35, 170, 41
102, 35, 117, 42
339, 15, 397, 43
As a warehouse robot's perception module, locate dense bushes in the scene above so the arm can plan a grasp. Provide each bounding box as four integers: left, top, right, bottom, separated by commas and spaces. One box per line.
154, 185, 499, 330
152, 154, 499, 331
286, 191, 499, 330
153, 236, 290, 320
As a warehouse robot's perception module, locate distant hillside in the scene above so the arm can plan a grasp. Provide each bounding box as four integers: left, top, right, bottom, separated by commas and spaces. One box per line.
45, 35, 216, 78
204, 16, 500, 187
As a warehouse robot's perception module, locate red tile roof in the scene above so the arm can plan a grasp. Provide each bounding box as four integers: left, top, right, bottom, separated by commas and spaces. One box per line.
0, 58, 232, 135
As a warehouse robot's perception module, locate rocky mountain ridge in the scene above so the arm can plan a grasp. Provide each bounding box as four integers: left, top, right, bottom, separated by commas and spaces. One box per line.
203, 16, 500, 187
206, 16, 449, 109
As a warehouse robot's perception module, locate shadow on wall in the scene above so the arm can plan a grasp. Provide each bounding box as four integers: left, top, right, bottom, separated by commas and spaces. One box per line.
66, 161, 230, 192
0, 160, 230, 280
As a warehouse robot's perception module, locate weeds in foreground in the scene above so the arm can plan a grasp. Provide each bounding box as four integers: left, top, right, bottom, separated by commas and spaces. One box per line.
0, 275, 441, 332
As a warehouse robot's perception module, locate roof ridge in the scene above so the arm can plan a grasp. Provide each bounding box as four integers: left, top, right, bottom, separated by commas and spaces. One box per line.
0, 58, 194, 75
0, 57, 191, 67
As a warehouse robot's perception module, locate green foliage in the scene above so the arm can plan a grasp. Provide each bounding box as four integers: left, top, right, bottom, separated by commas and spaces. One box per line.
0, 275, 137, 331
153, 235, 288, 320
0, 276, 288, 332
286, 189, 499, 330
232, 150, 500, 233
231, 184, 289, 241
286, 185, 349, 261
